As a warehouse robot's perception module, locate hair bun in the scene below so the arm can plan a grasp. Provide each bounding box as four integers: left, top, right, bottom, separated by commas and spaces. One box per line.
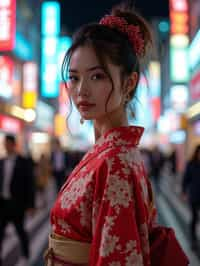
110, 3, 153, 59
99, 15, 145, 57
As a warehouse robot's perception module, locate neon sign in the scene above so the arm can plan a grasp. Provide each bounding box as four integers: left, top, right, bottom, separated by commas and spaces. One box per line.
0, 0, 16, 51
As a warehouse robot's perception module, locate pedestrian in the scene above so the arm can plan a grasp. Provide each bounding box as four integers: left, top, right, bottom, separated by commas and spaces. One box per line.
0, 134, 35, 266
182, 145, 200, 251
51, 139, 68, 192
150, 146, 165, 193
168, 146, 177, 177
45, 2, 188, 266
36, 153, 51, 208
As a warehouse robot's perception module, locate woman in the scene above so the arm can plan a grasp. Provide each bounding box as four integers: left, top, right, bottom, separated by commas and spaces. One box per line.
45, 3, 157, 266
182, 145, 200, 251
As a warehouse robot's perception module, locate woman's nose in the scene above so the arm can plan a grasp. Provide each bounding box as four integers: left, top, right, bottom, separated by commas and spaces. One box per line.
77, 79, 89, 96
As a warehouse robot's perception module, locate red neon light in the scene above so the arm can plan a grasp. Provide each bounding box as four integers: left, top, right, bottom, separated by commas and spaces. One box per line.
150, 97, 161, 122
0, 56, 14, 96
170, 0, 188, 12
0, 115, 22, 133
0, 0, 16, 51
190, 71, 200, 100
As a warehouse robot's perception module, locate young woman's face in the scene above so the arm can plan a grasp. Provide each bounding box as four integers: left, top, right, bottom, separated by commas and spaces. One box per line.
67, 45, 124, 121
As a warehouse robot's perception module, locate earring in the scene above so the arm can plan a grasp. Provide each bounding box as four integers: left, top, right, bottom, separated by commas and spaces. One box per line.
124, 94, 130, 104
80, 117, 84, 124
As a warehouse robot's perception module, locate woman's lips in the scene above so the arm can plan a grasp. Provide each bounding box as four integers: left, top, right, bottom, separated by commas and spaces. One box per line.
78, 102, 95, 111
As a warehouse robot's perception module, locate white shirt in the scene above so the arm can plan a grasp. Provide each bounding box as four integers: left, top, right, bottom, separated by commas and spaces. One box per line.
2, 154, 16, 199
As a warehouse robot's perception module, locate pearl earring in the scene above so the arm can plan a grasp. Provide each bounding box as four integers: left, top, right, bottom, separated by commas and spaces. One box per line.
80, 117, 84, 124
124, 94, 130, 104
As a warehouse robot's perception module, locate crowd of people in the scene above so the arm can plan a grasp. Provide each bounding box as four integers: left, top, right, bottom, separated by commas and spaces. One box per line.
0, 135, 85, 266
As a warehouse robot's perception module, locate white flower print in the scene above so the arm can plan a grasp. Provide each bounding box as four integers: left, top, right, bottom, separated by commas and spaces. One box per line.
125, 240, 137, 253
115, 138, 131, 146
140, 176, 148, 204
106, 157, 115, 172
92, 199, 101, 235
106, 131, 120, 142
57, 219, 71, 234
125, 250, 143, 266
100, 233, 119, 257
60, 172, 93, 210
121, 166, 131, 177
104, 174, 132, 209
78, 184, 93, 228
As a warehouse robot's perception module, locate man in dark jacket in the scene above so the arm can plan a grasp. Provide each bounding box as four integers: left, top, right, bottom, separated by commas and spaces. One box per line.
51, 138, 68, 192
0, 134, 35, 266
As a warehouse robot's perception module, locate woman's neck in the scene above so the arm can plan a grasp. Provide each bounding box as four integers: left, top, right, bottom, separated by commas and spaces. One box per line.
93, 109, 128, 142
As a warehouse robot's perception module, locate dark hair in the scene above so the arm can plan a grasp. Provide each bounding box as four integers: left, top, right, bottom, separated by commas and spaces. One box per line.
191, 145, 200, 162
5, 134, 16, 144
62, 3, 152, 116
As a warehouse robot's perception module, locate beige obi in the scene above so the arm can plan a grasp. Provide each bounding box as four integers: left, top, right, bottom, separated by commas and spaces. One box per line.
44, 233, 91, 266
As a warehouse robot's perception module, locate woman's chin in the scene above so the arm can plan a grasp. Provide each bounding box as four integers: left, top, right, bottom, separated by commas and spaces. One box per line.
81, 114, 94, 120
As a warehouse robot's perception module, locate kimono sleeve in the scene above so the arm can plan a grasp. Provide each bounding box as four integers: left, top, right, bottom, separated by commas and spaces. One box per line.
89, 157, 147, 266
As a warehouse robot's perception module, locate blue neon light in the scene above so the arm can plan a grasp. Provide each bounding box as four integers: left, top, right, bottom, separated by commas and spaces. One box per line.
14, 32, 33, 60
42, 1, 60, 36
58, 36, 72, 81
41, 37, 59, 97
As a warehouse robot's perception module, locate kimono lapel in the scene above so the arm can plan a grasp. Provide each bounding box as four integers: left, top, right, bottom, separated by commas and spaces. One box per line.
60, 126, 144, 192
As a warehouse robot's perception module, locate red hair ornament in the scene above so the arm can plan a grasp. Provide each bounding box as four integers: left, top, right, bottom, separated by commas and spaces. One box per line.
99, 15, 145, 57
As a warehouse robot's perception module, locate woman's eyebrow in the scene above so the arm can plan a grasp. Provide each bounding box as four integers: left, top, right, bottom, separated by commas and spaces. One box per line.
68, 66, 103, 73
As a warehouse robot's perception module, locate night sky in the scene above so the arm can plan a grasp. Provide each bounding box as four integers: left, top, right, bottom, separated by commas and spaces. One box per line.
59, 0, 169, 34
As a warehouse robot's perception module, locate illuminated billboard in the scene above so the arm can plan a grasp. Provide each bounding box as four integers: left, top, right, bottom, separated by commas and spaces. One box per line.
0, 56, 14, 98
58, 36, 72, 81
0, 0, 16, 51
170, 47, 189, 82
41, 37, 59, 97
41, 1, 60, 98
22, 62, 38, 108
42, 1, 60, 36
170, 0, 189, 83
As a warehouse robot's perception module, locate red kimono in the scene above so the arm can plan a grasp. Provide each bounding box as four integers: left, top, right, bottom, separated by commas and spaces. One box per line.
51, 126, 157, 266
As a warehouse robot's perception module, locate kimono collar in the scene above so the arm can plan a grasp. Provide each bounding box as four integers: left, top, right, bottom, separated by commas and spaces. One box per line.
95, 125, 144, 148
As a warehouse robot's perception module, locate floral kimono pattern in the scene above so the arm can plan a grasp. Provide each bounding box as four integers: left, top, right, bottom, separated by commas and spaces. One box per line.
50, 126, 157, 266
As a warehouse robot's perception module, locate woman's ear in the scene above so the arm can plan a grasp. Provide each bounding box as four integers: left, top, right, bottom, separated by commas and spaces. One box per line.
124, 72, 138, 94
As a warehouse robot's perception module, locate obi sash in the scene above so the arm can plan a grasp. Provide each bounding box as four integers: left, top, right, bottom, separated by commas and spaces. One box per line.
44, 234, 90, 266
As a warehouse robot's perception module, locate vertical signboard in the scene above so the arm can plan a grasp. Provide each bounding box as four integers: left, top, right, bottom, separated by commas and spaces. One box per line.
42, 1, 60, 36
22, 62, 38, 108
0, 56, 14, 98
58, 36, 72, 81
0, 0, 16, 51
41, 1, 60, 98
170, 0, 189, 83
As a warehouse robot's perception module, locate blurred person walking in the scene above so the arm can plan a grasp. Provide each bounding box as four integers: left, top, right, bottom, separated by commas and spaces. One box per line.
0, 134, 35, 266
150, 146, 165, 193
36, 153, 51, 208
182, 145, 200, 251
51, 139, 68, 192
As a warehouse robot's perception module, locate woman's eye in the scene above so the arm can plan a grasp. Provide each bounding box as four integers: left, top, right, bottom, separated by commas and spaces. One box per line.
91, 73, 105, 80
68, 75, 78, 82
